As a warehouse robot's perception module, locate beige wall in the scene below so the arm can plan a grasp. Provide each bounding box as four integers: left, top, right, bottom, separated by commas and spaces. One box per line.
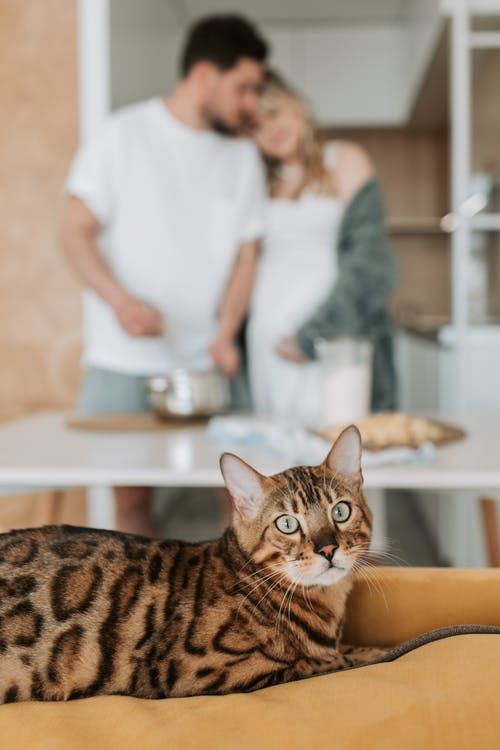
0, 0, 85, 528
0, 0, 82, 421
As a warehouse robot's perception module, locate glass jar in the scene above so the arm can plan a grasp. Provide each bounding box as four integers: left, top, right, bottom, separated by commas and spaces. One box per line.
315, 337, 373, 426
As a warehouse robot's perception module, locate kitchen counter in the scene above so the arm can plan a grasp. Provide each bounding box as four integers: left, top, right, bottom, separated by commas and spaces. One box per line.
0, 410, 499, 494
398, 320, 500, 345
397, 324, 442, 343
0, 410, 499, 565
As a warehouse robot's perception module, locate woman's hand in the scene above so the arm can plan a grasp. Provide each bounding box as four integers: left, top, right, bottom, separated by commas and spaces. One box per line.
113, 293, 165, 337
210, 336, 240, 378
276, 335, 307, 363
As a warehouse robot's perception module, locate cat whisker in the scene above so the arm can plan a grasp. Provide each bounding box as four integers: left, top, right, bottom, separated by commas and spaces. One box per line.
349, 558, 390, 609
349, 560, 378, 601
353, 542, 410, 568
286, 580, 300, 631
368, 537, 408, 556
248, 573, 289, 617
233, 574, 279, 597
242, 559, 306, 621
275, 578, 296, 637
233, 558, 305, 587
235, 554, 259, 577
300, 579, 315, 616
235, 548, 300, 576
368, 551, 409, 567
235, 570, 289, 619
234, 567, 287, 601
301, 584, 312, 615
234, 560, 304, 603
236, 561, 303, 595
281, 580, 296, 635
233, 562, 290, 588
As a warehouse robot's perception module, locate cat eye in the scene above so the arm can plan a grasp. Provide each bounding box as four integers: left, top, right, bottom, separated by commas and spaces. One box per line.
275, 515, 300, 534
332, 502, 351, 523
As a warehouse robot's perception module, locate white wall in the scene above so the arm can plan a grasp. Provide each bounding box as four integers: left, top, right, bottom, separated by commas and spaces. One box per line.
441, 0, 500, 13
406, 0, 445, 113
78, 0, 111, 139
110, 0, 182, 109
109, 0, 444, 126
396, 328, 500, 568
267, 26, 410, 126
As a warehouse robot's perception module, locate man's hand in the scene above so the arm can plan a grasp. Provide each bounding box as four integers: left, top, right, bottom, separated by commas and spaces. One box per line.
61, 197, 164, 339
276, 335, 307, 363
210, 240, 258, 378
113, 294, 164, 337
210, 336, 240, 378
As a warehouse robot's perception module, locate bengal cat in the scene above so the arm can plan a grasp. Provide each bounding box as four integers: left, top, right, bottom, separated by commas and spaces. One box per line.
0, 425, 386, 703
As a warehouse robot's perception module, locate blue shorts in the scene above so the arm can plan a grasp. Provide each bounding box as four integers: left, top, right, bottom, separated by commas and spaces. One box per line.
78, 365, 251, 415
78, 367, 151, 415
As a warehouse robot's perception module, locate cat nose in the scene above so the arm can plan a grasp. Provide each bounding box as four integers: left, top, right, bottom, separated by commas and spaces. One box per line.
317, 544, 337, 562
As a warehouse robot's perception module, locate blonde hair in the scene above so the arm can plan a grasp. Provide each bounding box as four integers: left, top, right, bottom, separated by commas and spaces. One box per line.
258, 70, 334, 198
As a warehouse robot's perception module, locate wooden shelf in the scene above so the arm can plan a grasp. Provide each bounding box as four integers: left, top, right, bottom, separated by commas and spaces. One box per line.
389, 214, 500, 235
388, 217, 445, 235
469, 31, 500, 49
470, 213, 500, 231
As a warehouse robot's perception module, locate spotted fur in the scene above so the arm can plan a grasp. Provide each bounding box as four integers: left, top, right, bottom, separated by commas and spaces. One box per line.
0, 426, 386, 702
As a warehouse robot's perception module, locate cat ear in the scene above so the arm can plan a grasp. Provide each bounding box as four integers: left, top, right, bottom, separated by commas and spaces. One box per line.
220, 453, 266, 521
323, 425, 363, 490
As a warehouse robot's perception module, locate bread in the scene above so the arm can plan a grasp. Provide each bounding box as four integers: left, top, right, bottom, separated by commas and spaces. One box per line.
316, 412, 464, 451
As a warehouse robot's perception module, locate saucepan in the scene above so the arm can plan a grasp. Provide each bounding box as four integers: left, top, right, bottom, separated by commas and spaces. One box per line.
146, 367, 231, 418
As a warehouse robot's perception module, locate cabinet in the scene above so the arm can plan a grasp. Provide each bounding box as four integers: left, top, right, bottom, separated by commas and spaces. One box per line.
396, 5, 500, 563
448, 3, 500, 413
337, 7, 500, 421
397, 327, 500, 417
395, 329, 497, 569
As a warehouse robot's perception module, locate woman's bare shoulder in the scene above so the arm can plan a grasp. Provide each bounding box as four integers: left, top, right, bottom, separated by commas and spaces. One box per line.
331, 141, 375, 205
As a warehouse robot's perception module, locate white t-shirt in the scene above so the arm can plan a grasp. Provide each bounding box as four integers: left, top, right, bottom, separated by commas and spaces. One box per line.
66, 97, 265, 375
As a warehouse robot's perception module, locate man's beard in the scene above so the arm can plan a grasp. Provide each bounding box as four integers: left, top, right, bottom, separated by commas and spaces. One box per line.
203, 104, 253, 138
212, 119, 236, 136
212, 115, 257, 138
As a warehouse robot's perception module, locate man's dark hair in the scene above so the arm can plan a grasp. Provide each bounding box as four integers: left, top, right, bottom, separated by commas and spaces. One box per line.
180, 15, 268, 77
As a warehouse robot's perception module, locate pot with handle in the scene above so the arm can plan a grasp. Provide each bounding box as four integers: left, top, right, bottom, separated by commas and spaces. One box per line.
147, 367, 231, 418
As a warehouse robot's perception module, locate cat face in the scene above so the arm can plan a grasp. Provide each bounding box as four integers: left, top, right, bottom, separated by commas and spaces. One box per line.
220, 426, 371, 588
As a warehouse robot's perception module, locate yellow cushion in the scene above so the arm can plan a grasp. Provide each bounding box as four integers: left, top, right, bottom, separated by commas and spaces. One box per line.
344, 566, 500, 645
2, 568, 500, 750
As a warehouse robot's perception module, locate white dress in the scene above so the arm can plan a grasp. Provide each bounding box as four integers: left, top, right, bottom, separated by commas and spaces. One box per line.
248, 143, 344, 426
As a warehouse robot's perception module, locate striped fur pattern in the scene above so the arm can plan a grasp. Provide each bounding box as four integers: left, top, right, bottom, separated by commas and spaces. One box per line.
0, 426, 386, 703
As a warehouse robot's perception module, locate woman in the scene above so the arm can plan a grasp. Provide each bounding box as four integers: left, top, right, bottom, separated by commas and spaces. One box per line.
247, 71, 397, 426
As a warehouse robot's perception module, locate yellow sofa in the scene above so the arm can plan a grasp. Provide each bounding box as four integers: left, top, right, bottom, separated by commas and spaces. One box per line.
2, 567, 500, 750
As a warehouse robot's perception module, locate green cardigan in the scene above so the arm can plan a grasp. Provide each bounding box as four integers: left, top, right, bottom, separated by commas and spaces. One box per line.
295, 178, 397, 411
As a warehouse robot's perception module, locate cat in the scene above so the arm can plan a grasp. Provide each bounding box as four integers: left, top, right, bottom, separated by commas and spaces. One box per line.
0, 425, 387, 703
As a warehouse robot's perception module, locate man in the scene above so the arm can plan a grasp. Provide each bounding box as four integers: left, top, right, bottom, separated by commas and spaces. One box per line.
62, 15, 268, 536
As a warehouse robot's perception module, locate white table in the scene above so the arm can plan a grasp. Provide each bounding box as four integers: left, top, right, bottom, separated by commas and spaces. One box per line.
0, 411, 499, 563
1, 409, 499, 487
